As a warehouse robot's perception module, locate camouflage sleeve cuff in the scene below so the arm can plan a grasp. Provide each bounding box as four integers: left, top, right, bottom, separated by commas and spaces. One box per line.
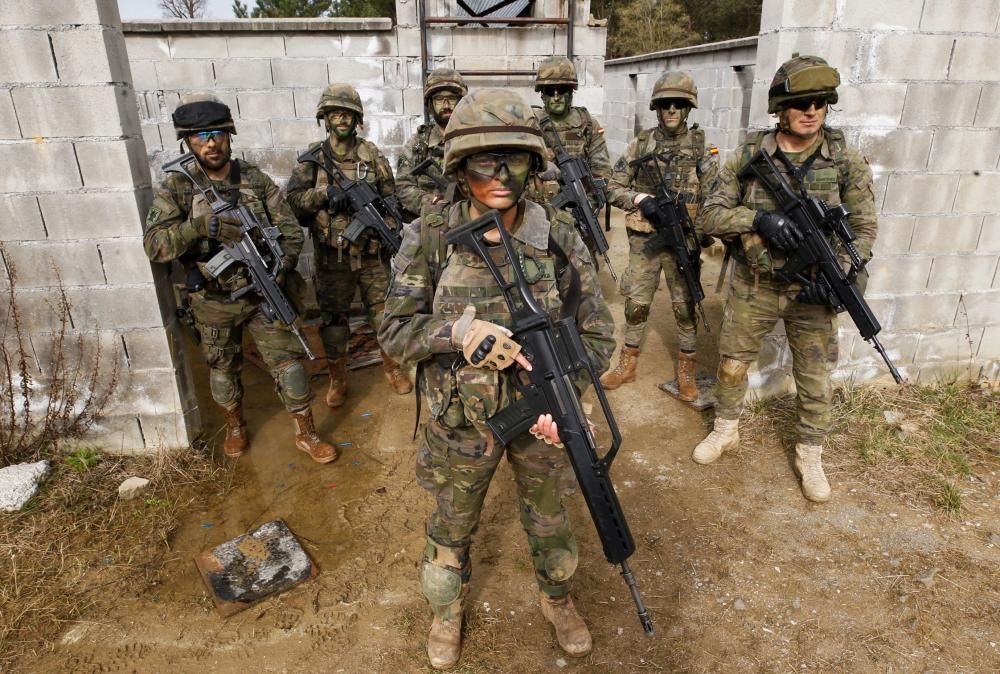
177, 219, 203, 248
430, 319, 457, 353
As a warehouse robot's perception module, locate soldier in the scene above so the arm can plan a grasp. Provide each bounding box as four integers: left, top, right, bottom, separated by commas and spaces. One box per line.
602, 72, 719, 402
694, 55, 878, 503
531, 55, 612, 265
286, 83, 412, 408
396, 68, 468, 220
378, 88, 615, 669
143, 95, 336, 464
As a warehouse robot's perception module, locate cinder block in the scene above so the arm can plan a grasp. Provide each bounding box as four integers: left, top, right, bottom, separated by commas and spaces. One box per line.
3, 241, 106, 288
271, 119, 318, 148
227, 35, 285, 58
831, 83, 907, 127
13, 85, 133, 138
155, 60, 214, 89
979, 325, 1000, 359
978, 214, 999, 251
38, 192, 144, 240
358, 88, 403, 116
240, 148, 298, 183
364, 116, 406, 147
871, 216, 915, 256
232, 120, 272, 149
383, 58, 408, 88
284, 34, 342, 58
949, 36, 998, 82
396, 0, 418, 27
0, 31, 57, 83
865, 256, 932, 295
928, 129, 1000, 172
342, 34, 396, 57
168, 35, 226, 59
3, 1, 120, 26
292, 87, 325, 118
138, 412, 192, 451
957, 289, 1000, 325
760, 0, 836, 31
329, 57, 384, 85
954, 172, 1000, 213
0, 91, 19, 140
121, 327, 174, 370
124, 35, 170, 60
213, 60, 272, 89
0, 143, 82, 192
866, 33, 953, 82
882, 173, 959, 216
573, 26, 606, 57
452, 28, 507, 56
396, 28, 421, 58
428, 31, 452, 58
237, 90, 295, 120
838, 0, 923, 29
403, 87, 425, 116
96, 238, 155, 285
50, 29, 129, 84
974, 83, 1000, 128
850, 331, 919, 369
908, 214, 984, 254
920, 0, 1000, 32
506, 27, 554, 56
129, 60, 158, 91
75, 138, 150, 189
406, 57, 422, 91
902, 83, 982, 127
271, 59, 329, 88
86, 414, 147, 454
140, 122, 161, 152
68, 285, 166, 330
0, 196, 44, 241
927, 254, 998, 292
890, 292, 959, 331
853, 129, 932, 173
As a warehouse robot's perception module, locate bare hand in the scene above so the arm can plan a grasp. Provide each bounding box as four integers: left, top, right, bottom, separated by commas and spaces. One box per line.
529, 413, 562, 447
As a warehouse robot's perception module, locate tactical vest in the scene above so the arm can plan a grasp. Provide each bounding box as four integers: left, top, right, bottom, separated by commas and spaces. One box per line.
625, 125, 706, 234
533, 106, 597, 160
308, 138, 385, 253
409, 123, 446, 194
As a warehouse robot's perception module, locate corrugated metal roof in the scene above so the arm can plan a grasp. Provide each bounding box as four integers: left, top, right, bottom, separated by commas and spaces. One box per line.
456, 0, 532, 18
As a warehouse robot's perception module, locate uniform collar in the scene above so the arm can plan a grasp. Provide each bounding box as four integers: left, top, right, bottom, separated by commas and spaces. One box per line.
452, 200, 551, 251
763, 128, 831, 159
428, 124, 445, 145
655, 122, 689, 141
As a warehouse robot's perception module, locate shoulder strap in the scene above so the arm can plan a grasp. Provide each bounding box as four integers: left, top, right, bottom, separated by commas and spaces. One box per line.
823, 125, 852, 188
226, 159, 242, 206
546, 234, 581, 320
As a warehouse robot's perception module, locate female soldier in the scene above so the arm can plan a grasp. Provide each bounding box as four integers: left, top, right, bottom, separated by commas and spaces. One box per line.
378, 88, 615, 669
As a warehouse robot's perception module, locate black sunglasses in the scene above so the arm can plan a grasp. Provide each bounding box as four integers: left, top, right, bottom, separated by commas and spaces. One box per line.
540, 86, 573, 98
786, 96, 829, 112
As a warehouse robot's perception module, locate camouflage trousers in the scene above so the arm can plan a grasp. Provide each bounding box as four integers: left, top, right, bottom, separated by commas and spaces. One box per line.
188, 291, 312, 413
313, 242, 391, 359
619, 230, 697, 350
715, 266, 839, 445
416, 416, 578, 598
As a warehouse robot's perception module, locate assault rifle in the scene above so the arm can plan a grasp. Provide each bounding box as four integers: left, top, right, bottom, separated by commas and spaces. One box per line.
629, 152, 710, 331
410, 156, 449, 193
162, 153, 314, 359
446, 210, 653, 635
297, 144, 402, 254
538, 116, 616, 280
738, 149, 904, 384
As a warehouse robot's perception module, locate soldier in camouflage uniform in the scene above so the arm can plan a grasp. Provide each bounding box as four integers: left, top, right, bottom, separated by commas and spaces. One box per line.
378, 88, 615, 669
602, 72, 719, 403
396, 68, 467, 220
143, 95, 336, 464
530, 56, 612, 266
694, 55, 879, 503
286, 84, 412, 408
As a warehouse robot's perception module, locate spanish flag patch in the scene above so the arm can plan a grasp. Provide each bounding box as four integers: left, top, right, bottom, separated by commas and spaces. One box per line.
709, 145, 719, 155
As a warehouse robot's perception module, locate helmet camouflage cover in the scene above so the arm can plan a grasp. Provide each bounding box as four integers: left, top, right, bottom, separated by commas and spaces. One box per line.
442, 88, 547, 176
172, 93, 237, 139
316, 83, 364, 124
533, 55, 579, 91
649, 71, 698, 110
424, 67, 468, 100
768, 54, 840, 113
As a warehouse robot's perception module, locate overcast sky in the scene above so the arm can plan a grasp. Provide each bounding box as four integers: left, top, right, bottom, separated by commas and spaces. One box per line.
118, 0, 236, 19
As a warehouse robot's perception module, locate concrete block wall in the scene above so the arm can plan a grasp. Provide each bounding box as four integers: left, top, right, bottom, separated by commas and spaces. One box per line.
602, 38, 758, 161
0, 0, 198, 453
750, 0, 1000, 390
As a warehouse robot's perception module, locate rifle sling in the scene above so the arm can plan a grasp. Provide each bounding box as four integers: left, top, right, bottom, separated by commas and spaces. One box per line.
546, 235, 582, 320
771, 145, 822, 196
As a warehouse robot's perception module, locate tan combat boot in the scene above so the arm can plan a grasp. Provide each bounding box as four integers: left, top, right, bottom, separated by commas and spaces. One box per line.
794, 443, 831, 503
692, 417, 740, 464
290, 409, 338, 464
540, 591, 592, 657
325, 357, 347, 408
381, 348, 412, 395
221, 404, 249, 458
600, 346, 640, 390
427, 589, 466, 670
677, 350, 699, 402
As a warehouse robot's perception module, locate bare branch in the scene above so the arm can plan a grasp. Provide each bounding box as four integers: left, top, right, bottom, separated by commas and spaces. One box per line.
159, 0, 207, 19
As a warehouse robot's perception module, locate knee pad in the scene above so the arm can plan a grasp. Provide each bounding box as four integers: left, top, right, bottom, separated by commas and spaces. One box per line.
671, 300, 694, 324
623, 298, 650, 326
321, 311, 350, 328
209, 369, 241, 408
273, 360, 311, 409
532, 537, 579, 584
718, 357, 749, 387
419, 539, 467, 606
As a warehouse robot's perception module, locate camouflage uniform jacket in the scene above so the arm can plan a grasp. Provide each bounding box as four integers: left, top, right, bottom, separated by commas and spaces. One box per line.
608, 123, 719, 235
379, 199, 615, 433
530, 106, 612, 204
143, 159, 303, 294
396, 123, 447, 216
285, 137, 397, 255
700, 126, 877, 278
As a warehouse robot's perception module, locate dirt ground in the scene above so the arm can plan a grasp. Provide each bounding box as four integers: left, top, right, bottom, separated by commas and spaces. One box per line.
20, 218, 1000, 673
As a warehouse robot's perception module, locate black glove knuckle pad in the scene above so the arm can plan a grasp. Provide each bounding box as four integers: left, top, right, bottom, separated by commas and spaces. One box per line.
470, 334, 496, 365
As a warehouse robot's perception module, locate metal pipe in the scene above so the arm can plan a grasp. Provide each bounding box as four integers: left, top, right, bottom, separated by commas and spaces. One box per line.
424, 16, 569, 24
418, 0, 428, 124
457, 69, 537, 76
567, 0, 575, 58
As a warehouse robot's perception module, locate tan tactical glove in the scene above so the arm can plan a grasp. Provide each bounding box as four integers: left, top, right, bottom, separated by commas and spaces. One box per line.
207, 213, 243, 246
451, 305, 522, 371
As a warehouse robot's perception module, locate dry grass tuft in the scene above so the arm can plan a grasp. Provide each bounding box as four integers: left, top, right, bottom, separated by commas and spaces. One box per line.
0, 446, 232, 667
744, 381, 999, 512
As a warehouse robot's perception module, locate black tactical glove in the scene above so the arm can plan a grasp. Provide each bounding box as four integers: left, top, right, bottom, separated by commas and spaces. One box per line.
207, 213, 243, 245
638, 196, 660, 221
326, 185, 348, 209
275, 256, 295, 285
795, 280, 835, 306
753, 210, 803, 251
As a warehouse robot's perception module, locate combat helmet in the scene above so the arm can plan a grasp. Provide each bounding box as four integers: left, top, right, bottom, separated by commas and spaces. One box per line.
649, 71, 698, 110
442, 88, 547, 177
316, 83, 364, 125
172, 94, 237, 140
424, 67, 468, 100
768, 54, 840, 113
533, 56, 579, 91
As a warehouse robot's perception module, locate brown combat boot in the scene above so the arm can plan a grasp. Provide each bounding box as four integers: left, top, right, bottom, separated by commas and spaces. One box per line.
381, 348, 412, 395
600, 346, 640, 390
677, 350, 699, 402
427, 589, 466, 670
325, 357, 347, 408
290, 409, 338, 464
221, 404, 249, 459
539, 591, 592, 657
